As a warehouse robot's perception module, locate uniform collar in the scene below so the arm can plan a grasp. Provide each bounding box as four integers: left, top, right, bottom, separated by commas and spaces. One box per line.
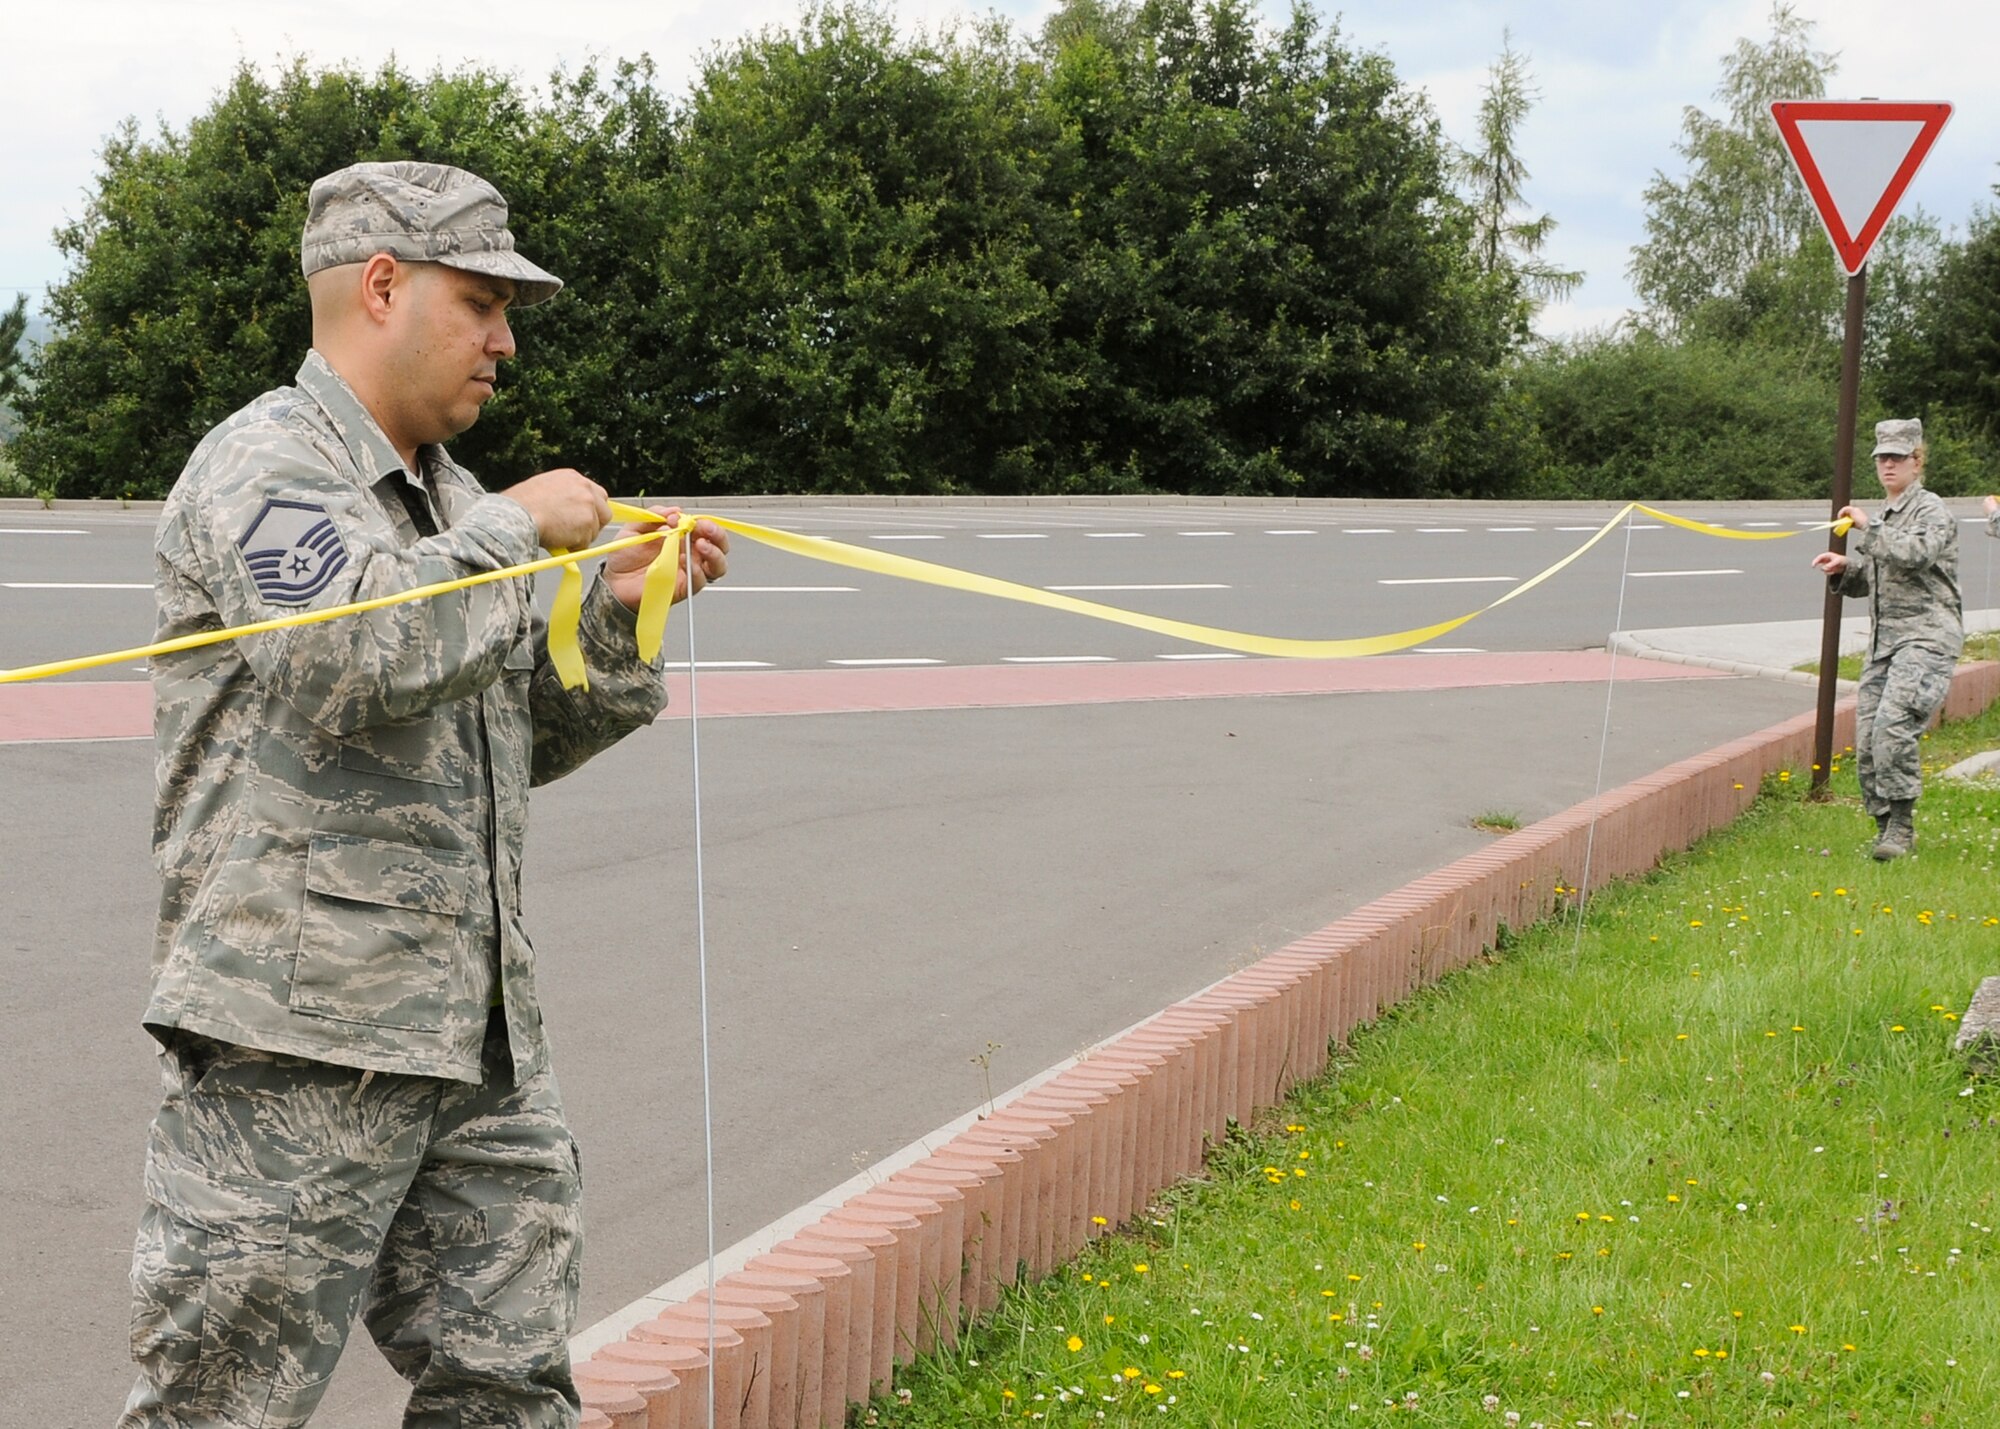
295, 349, 442, 491
1882, 479, 1924, 516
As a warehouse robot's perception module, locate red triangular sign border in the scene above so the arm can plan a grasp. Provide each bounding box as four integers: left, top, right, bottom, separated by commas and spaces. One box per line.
1770, 101, 1952, 275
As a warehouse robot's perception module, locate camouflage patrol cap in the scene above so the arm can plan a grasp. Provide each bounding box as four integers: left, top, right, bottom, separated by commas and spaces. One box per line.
1872, 418, 1923, 457
300, 161, 563, 306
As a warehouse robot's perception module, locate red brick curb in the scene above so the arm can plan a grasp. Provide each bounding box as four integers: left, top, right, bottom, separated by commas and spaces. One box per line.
575, 663, 2000, 1428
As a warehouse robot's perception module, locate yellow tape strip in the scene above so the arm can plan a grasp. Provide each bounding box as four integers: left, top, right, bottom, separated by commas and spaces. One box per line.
0, 504, 1843, 687
0, 527, 679, 687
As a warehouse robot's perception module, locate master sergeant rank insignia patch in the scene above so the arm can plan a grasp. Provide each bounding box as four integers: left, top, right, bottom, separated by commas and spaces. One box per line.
238, 498, 350, 606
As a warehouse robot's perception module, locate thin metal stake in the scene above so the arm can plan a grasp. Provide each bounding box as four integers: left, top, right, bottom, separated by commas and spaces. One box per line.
1573, 506, 1638, 954
680, 528, 719, 1429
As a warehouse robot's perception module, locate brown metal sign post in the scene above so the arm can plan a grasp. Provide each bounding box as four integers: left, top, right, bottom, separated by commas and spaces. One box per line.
1770, 99, 1952, 796
1811, 268, 1867, 797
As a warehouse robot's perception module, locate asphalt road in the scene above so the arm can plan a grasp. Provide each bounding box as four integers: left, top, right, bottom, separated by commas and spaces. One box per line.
10, 497, 1975, 678
2, 497, 1966, 1424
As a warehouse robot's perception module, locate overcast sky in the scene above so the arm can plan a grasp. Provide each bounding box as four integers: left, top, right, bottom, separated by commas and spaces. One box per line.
4, 0, 1995, 337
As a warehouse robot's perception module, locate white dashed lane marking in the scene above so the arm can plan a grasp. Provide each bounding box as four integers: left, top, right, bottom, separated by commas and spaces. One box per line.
1158, 652, 1245, 660
1341, 528, 1395, 534
1264, 529, 1316, 535
1086, 532, 1145, 539
1003, 655, 1114, 663
707, 586, 857, 593
975, 532, 1048, 540
0, 529, 89, 536
1177, 530, 1234, 537
1630, 569, 1742, 578
870, 534, 944, 541
1377, 576, 1517, 586
2, 582, 150, 589
1043, 583, 1229, 592
662, 660, 772, 669
828, 657, 943, 666
1486, 526, 1535, 532
1417, 527, 1466, 533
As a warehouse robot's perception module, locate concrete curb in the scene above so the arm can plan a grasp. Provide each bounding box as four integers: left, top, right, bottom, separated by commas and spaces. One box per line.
572, 662, 2000, 1429
1606, 629, 1841, 688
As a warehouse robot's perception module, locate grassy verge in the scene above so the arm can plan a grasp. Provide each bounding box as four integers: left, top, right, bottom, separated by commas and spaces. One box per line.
1799, 632, 1999, 683
868, 704, 2000, 1426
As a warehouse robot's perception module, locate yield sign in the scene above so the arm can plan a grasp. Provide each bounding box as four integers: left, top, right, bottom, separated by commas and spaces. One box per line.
1770, 100, 1951, 274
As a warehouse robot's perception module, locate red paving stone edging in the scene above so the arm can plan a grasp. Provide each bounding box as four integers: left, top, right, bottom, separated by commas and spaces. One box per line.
585, 661, 2000, 1429
0, 651, 1728, 743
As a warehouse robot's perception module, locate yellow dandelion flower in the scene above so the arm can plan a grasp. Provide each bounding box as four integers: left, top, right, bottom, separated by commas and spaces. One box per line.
1790, 1325, 1806, 1335
1144, 1383, 1162, 1395
1667, 1194, 1680, 1203
1123, 1367, 1141, 1380
1694, 1348, 1711, 1358
1133, 1264, 1149, 1274
1592, 1306, 1604, 1315
1290, 1199, 1302, 1210
1168, 1370, 1186, 1380
1412, 1241, 1426, 1251
1066, 1335, 1083, 1352
1104, 1315, 1115, 1325
1092, 1216, 1108, 1227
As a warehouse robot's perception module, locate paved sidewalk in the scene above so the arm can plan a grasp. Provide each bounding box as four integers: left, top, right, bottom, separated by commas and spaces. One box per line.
1614, 608, 2000, 684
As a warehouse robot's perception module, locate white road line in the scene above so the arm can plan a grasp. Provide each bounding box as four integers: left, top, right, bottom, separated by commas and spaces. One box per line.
1630, 569, 1743, 578
1177, 530, 1234, 537
1741, 522, 1783, 528
705, 585, 857, 593
1555, 526, 1603, 532
1630, 524, 1663, 530
1044, 583, 1229, 592
0, 528, 88, 536
1341, 528, 1395, 535
1086, 532, 1145, 539
2, 581, 151, 589
828, 657, 943, 666
1485, 526, 1535, 532
1796, 520, 1824, 527
870, 534, 944, 541
1264, 529, 1317, 535
1417, 527, 1466, 533
1378, 575, 1517, 586
976, 532, 1048, 540
661, 660, 772, 669
1003, 655, 1115, 663
1158, 652, 1245, 660
1414, 646, 1486, 654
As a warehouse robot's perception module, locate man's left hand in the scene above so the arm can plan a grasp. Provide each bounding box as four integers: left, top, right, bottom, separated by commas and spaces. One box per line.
602, 507, 730, 611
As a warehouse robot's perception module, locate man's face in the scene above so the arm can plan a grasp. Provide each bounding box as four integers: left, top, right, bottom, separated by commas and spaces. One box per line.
1875, 451, 1919, 500
384, 262, 518, 446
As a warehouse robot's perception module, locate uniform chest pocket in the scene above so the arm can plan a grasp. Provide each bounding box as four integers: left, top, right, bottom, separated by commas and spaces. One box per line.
289, 833, 472, 1031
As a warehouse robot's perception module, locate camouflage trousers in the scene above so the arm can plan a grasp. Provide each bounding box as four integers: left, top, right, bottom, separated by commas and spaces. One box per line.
1853, 643, 1955, 814
119, 1012, 584, 1428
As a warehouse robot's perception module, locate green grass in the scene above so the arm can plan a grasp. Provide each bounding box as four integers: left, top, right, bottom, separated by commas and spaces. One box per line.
1799, 632, 1999, 682
1471, 810, 1523, 834
867, 705, 2000, 1426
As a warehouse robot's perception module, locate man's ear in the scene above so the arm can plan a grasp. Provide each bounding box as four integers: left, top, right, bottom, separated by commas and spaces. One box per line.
359, 254, 402, 323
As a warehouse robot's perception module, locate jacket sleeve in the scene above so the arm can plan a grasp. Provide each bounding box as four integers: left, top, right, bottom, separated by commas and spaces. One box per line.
183, 422, 543, 736
525, 576, 670, 786
1830, 553, 1871, 598
1856, 496, 1955, 572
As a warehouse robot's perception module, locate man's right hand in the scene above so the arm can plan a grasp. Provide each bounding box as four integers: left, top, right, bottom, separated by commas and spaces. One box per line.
503, 469, 613, 550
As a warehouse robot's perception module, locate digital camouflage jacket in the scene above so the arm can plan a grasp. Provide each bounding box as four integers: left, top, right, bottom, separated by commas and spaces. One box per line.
1830, 483, 1963, 665
147, 351, 666, 1083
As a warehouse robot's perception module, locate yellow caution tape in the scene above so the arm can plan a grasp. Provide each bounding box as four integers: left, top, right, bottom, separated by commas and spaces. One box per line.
0, 502, 1845, 688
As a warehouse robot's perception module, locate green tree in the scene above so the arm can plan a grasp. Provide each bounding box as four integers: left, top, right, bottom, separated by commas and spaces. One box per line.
1454, 34, 1581, 317
1628, 3, 1834, 332
652, 6, 1068, 494
0, 294, 27, 410
1032, 0, 1519, 496
14, 58, 675, 499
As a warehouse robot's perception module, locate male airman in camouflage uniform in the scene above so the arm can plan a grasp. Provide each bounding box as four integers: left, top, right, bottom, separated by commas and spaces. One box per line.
1811, 418, 1961, 861
121, 161, 729, 1427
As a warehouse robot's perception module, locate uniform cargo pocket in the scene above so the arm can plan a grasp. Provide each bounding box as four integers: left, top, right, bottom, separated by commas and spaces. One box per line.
290, 833, 471, 1031
130, 1143, 293, 1389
